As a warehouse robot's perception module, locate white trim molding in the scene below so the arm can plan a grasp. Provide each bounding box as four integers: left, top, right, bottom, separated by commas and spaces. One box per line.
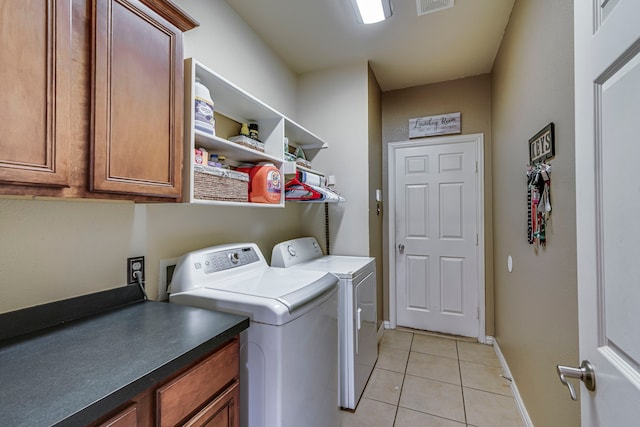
491, 337, 535, 427
377, 322, 387, 342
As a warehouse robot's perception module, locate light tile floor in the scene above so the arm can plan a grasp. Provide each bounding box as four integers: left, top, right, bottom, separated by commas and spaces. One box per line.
341, 329, 524, 427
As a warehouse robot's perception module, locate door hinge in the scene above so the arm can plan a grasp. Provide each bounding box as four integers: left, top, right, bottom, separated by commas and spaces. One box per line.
475, 161, 478, 173
476, 234, 479, 246
477, 307, 480, 319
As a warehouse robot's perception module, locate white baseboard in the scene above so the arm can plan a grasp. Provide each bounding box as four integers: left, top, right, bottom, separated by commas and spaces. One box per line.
377, 322, 387, 342
491, 337, 534, 427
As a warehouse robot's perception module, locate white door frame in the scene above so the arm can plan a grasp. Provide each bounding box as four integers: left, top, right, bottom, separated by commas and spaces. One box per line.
387, 133, 486, 343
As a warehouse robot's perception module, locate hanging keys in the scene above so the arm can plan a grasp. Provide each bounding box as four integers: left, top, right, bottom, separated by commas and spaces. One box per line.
526, 162, 552, 247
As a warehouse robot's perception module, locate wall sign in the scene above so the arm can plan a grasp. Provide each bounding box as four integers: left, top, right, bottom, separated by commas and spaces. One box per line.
529, 123, 555, 163
409, 112, 461, 138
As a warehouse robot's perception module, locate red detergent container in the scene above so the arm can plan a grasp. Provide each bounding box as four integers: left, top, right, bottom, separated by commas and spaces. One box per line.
247, 163, 282, 204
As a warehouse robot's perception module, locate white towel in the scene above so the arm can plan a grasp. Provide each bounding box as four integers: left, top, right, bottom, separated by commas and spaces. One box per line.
298, 171, 326, 187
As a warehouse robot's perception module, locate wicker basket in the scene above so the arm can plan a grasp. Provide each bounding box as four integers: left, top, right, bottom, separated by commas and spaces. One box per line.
228, 135, 265, 152
193, 165, 249, 202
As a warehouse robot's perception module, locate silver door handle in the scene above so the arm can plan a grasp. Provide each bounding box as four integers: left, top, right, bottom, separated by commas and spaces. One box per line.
556, 360, 596, 401
398, 243, 405, 254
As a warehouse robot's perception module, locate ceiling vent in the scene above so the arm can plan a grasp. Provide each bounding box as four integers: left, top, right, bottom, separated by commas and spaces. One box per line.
417, 0, 454, 16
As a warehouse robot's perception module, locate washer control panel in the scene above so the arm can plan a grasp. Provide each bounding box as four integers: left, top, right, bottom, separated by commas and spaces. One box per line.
170, 243, 268, 294
198, 247, 260, 274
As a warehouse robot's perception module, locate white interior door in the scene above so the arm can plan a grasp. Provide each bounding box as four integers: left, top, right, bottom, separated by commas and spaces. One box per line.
573, 0, 640, 423
391, 135, 482, 338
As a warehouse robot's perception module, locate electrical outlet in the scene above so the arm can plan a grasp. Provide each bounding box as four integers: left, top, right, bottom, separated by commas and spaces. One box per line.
127, 256, 145, 285
158, 257, 178, 300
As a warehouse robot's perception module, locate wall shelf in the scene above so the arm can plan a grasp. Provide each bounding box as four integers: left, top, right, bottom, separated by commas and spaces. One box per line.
283, 161, 325, 177
183, 57, 329, 206
194, 130, 282, 165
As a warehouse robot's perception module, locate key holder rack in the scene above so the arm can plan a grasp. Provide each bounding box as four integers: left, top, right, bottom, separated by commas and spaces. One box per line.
527, 162, 552, 248
526, 123, 555, 249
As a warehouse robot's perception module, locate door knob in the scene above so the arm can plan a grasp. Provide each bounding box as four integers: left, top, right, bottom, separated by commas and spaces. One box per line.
556, 360, 596, 400
398, 243, 405, 254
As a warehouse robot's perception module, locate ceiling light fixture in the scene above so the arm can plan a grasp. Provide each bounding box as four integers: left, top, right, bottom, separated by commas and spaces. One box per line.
351, 0, 392, 24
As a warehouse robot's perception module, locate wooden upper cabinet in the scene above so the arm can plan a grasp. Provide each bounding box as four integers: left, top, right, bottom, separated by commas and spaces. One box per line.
0, 0, 72, 187
91, 0, 197, 199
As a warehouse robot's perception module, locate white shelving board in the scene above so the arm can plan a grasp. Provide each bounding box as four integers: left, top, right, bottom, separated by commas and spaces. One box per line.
284, 119, 327, 150
283, 161, 325, 176
192, 59, 327, 150
195, 131, 282, 164
184, 57, 330, 206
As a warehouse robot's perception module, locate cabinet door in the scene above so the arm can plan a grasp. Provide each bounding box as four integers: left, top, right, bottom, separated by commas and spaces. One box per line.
92, 0, 183, 198
184, 381, 239, 427
156, 339, 239, 427
96, 404, 138, 427
0, 0, 71, 187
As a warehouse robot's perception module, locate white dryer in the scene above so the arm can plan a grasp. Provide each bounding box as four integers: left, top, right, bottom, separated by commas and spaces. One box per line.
169, 243, 339, 427
271, 237, 378, 410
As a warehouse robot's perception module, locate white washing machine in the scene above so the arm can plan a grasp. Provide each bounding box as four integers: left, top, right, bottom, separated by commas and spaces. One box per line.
271, 237, 378, 410
169, 243, 339, 427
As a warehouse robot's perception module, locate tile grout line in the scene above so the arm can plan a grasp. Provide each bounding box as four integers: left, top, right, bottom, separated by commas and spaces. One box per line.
456, 339, 469, 426
392, 331, 413, 426
378, 331, 516, 427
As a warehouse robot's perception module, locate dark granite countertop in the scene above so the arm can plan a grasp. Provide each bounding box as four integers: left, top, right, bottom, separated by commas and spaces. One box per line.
0, 295, 249, 427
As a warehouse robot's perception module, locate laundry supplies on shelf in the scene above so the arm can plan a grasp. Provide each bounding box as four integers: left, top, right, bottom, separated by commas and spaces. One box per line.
194, 78, 215, 134
237, 163, 282, 204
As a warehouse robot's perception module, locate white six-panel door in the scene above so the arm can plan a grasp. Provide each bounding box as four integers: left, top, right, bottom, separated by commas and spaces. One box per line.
389, 134, 483, 338
574, 0, 640, 423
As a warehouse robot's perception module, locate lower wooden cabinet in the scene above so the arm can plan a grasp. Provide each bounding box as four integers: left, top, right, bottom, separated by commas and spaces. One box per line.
89, 337, 239, 427
183, 381, 239, 427
95, 404, 138, 427
157, 337, 239, 427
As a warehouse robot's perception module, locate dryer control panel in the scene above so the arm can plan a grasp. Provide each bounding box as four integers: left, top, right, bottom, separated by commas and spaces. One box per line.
271, 237, 324, 267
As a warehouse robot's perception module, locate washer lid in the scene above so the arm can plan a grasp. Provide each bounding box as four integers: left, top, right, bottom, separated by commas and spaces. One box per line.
171, 269, 337, 325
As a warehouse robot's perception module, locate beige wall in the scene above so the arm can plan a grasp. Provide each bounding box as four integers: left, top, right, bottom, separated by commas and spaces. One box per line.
175, 0, 299, 119
297, 63, 384, 326
297, 63, 371, 257
368, 65, 384, 327
491, 0, 578, 426
296, 62, 384, 325
0, 0, 310, 313
381, 74, 494, 334
0, 199, 141, 313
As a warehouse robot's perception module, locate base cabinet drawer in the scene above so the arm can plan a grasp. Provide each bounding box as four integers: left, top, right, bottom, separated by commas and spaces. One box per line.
184, 381, 239, 427
87, 337, 240, 427
157, 338, 239, 427
95, 404, 138, 427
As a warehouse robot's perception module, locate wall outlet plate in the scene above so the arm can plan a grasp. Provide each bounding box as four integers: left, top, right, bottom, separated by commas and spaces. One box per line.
127, 256, 145, 285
